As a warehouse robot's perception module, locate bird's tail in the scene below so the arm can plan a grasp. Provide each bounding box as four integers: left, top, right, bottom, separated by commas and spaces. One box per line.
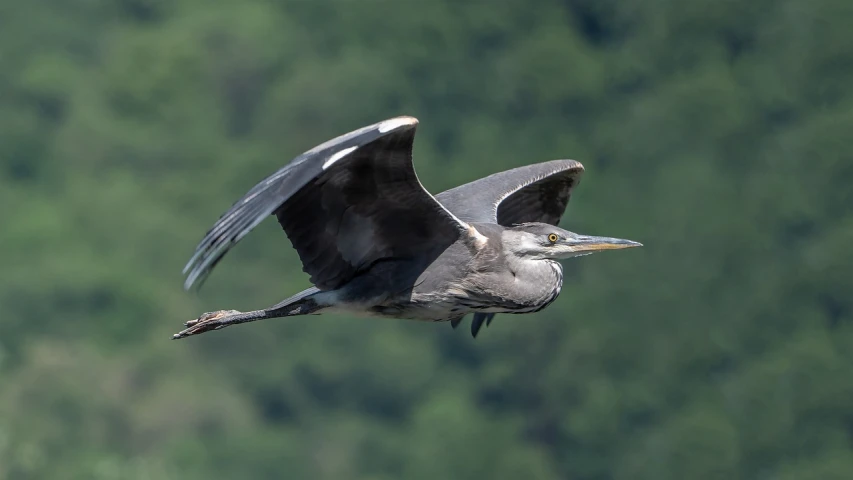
266, 286, 322, 315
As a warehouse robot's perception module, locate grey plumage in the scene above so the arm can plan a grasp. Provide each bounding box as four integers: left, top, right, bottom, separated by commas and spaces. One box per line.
174, 116, 640, 340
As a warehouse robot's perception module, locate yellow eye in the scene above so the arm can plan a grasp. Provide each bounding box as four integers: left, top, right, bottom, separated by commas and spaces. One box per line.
548, 233, 558, 243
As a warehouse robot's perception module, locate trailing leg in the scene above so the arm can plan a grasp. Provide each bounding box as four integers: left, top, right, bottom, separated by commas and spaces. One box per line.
172, 287, 321, 339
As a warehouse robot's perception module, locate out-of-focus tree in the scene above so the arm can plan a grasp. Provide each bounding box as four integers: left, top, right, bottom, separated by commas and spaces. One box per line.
2, 0, 852, 478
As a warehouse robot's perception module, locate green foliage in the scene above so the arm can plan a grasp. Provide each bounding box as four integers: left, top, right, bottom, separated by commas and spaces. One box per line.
2, 0, 852, 478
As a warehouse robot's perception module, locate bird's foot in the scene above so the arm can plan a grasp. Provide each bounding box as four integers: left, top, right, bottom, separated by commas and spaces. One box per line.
172, 309, 241, 340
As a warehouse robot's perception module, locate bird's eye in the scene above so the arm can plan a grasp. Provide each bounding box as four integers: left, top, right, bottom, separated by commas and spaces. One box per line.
548, 233, 558, 243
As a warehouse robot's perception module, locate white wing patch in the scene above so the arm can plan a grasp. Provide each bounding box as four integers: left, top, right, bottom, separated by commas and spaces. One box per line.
378, 116, 417, 133
467, 225, 489, 249
322, 146, 358, 170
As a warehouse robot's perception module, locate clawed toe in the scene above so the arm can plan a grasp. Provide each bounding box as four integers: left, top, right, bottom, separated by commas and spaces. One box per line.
173, 310, 241, 339
185, 310, 226, 327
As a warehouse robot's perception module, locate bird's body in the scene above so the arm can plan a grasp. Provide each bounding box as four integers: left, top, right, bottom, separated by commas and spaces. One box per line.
174, 116, 640, 339
322, 222, 565, 322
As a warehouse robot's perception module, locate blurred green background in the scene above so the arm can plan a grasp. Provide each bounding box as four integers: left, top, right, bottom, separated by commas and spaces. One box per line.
2, 0, 853, 478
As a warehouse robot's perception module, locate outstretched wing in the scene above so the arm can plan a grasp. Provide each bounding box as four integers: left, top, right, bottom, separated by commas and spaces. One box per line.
183, 116, 470, 291
435, 159, 584, 227
436, 159, 583, 337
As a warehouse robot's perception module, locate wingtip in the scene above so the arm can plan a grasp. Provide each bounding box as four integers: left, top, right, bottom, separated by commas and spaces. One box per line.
181, 269, 197, 291
183, 274, 207, 293
182, 267, 208, 292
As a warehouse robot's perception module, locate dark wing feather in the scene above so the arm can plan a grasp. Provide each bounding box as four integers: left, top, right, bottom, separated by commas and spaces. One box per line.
470, 312, 496, 338
435, 159, 584, 227
183, 116, 466, 291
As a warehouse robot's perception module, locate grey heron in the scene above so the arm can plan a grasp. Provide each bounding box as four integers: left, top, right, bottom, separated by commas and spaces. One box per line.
174, 116, 640, 340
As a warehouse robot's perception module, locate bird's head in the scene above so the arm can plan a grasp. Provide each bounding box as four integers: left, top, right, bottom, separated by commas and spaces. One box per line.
503, 222, 642, 260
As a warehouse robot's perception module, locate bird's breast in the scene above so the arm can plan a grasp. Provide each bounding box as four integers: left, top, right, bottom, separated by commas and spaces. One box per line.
532, 260, 563, 312
497, 259, 564, 314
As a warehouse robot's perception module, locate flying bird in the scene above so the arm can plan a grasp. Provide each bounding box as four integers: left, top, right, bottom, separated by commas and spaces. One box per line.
174, 116, 640, 340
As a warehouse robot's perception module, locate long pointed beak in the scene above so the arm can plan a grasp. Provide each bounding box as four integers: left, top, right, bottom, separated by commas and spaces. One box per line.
568, 235, 643, 253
